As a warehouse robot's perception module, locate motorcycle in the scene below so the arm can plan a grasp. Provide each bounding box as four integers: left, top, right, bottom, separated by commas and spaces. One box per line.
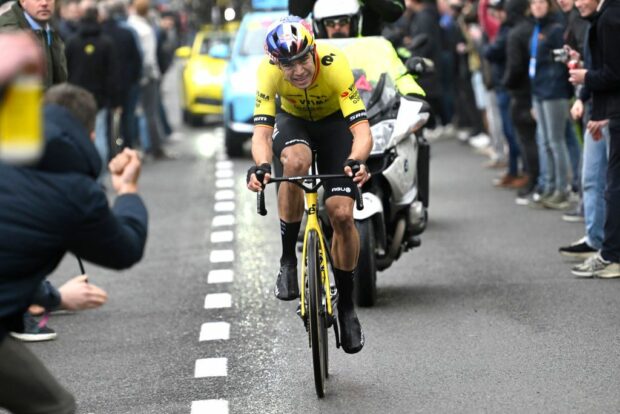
349, 61, 431, 307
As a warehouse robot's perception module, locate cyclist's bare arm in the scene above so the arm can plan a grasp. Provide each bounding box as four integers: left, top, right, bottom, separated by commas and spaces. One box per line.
347, 121, 373, 186
248, 126, 274, 192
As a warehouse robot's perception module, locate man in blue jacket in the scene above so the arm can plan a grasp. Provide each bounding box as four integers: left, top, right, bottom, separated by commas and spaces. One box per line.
0, 81, 148, 413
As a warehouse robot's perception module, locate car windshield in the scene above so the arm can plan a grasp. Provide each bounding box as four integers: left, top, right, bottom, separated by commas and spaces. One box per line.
199, 36, 229, 55
239, 19, 277, 56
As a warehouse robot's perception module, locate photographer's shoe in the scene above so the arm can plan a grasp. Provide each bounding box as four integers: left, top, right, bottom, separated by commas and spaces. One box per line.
337, 305, 364, 354
274, 264, 299, 301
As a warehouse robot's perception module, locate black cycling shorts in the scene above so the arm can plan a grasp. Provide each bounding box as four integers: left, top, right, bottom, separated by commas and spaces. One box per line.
272, 111, 356, 200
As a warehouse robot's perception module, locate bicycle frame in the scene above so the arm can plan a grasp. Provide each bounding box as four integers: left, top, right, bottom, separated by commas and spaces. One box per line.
300, 190, 333, 320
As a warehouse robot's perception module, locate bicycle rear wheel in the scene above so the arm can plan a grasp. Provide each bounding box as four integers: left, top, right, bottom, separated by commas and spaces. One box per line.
307, 230, 327, 398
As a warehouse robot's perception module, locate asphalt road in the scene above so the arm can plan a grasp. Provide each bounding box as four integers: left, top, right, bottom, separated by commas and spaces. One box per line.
11, 117, 619, 414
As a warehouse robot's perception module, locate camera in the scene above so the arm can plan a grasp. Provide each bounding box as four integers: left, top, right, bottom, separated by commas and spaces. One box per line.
552, 48, 569, 63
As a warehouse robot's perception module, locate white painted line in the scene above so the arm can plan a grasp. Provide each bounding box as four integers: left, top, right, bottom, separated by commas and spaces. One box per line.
209, 250, 234, 263
215, 160, 232, 169
215, 169, 233, 178
191, 400, 229, 414
211, 231, 234, 243
204, 293, 232, 309
194, 358, 228, 378
212, 215, 235, 227
191, 400, 228, 414
214, 201, 235, 212
215, 189, 235, 201
199, 322, 230, 341
208, 269, 234, 284
216, 178, 234, 188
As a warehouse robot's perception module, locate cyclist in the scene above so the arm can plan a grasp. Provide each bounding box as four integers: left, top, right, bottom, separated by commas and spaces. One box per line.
246, 17, 372, 354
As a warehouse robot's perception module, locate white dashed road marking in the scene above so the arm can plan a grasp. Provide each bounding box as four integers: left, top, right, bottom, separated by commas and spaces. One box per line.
207, 269, 234, 284
212, 215, 235, 227
195, 358, 228, 378
211, 231, 234, 243
215, 169, 234, 178
214, 201, 235, 212
215, 190, 235, 200
216, 179, 234, 188
215, 160, 233, 169
191, 400, 229, 414
204, 293, 232, 309
199, 322, 231, 341
193, 156, 236, 411
209, 250, 234, 263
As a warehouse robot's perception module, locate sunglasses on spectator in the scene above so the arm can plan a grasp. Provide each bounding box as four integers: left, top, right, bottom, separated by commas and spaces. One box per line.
324, 17, 351, 28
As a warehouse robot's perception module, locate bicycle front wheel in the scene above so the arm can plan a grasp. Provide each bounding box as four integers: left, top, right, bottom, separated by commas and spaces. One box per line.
307, 229, 327, 398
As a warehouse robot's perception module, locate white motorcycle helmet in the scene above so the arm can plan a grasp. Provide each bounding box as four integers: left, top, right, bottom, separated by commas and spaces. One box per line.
312, 0, 362, 39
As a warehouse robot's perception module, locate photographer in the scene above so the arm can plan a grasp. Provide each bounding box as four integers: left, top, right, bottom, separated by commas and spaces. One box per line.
0, 39, 148, 411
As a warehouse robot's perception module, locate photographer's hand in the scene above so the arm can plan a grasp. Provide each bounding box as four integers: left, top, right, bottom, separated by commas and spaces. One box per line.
109, 148, 141, 194
569, 68, 587, 85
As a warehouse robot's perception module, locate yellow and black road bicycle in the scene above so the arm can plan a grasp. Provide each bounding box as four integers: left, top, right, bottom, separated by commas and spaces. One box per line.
255, 163, 363, 398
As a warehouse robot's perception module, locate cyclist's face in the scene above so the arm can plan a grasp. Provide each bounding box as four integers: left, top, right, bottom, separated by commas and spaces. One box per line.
279, 52, 315, 89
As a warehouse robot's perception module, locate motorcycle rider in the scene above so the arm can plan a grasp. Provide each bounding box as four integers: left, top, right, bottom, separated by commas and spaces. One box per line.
312, 0, 426, 98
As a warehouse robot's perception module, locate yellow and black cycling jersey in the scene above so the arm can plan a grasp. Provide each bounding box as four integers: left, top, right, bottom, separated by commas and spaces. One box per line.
253, 43, 368, 129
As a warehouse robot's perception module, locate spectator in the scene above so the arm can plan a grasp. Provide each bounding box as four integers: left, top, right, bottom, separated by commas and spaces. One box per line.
568, 0, 620, 278
401, 0, 444, 127
528, 0, 574, 210
450, 0, 488, 142
57, 0, 80, 41
503, 0, 540, 201
156, 9, 178, 138
11, 275, 108, 342
0, 0, 68, 88
556, 0, 588, 51
483, 0, 527, 188
128, 0, 168, 159
65, 1, 118, 174
0, 80, 147, 413
290, 0, 405, 35
101, 0, 142, 150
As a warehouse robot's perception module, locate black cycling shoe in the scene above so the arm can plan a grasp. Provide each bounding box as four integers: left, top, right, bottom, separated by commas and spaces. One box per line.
337, 306, 364, 354
274, 264, 299, 301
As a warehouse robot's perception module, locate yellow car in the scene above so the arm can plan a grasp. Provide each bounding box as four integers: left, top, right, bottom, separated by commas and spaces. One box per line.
176, 28, 234, 126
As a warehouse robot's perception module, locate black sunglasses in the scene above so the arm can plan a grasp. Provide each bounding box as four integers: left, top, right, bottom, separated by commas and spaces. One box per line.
324, 16, 351, 28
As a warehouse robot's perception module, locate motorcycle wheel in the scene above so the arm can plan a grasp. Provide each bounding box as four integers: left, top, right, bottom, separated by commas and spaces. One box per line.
354, 219, 377, 307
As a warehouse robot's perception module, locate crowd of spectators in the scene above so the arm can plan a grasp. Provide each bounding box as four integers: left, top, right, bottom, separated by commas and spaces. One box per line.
383, 0, 619, 277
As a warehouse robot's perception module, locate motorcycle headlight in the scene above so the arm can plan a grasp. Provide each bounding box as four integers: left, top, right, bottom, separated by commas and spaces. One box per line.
370, 120, 395, 153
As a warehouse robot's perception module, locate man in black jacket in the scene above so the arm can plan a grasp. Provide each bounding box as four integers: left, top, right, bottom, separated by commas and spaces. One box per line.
102, 0, 142, 149
65, 4, 118, 171
0, 83, 147, 413
502, 0, 540, 199
569, 0, 620, 278
289, 0, 405, 35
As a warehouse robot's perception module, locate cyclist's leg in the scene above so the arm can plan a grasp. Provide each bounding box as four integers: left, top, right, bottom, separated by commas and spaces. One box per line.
312, 113, 364, 353
272, 113, 312, 300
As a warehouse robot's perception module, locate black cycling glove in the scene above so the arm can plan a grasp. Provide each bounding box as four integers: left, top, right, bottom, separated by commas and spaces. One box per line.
344, 159, 365, 175
246, 163, 272, 185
